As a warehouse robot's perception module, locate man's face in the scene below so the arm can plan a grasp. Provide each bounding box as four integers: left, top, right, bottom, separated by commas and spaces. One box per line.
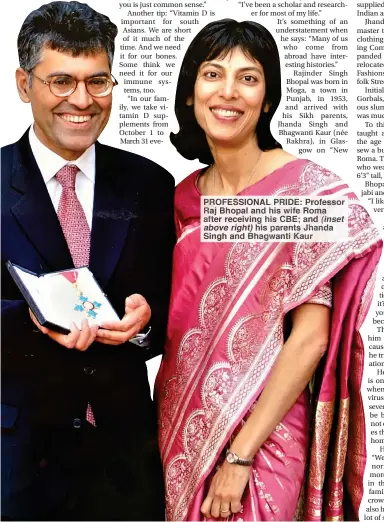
16, 48, 113, 160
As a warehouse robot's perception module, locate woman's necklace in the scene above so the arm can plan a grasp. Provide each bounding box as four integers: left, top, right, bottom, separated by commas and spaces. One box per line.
212, 149, 263, 193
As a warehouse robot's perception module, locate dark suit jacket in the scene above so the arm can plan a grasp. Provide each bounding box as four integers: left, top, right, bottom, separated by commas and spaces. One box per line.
1, 130, 175, 519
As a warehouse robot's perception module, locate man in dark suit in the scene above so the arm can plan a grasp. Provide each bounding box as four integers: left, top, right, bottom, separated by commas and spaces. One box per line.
1, 2, 174, 520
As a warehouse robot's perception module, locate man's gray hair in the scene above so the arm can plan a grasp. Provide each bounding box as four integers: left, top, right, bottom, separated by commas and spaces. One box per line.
18, 1, 118, 78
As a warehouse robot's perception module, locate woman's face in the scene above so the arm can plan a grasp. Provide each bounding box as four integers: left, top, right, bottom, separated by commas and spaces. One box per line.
190, 46, 267, 148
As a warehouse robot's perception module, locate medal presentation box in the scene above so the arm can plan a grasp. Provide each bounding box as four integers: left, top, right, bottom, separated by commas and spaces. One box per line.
6, 261, 120, 334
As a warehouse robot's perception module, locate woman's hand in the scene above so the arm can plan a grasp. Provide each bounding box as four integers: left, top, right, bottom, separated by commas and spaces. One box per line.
201, 461, 250, 519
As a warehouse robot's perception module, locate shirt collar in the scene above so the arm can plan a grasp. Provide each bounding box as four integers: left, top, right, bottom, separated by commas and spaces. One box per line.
28, 125, 95, 184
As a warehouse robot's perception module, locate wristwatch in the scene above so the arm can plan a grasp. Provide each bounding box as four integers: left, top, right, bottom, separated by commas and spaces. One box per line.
226, 450, 253, 466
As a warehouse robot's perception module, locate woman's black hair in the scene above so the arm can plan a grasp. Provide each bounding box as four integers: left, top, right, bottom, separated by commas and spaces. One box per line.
170, 19, 282, 165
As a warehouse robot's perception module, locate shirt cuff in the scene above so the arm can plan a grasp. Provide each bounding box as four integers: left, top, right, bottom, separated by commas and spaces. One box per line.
129, 326, 152, 348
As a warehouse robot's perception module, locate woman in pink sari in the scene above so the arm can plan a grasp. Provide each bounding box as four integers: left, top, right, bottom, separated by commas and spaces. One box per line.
155, 19, 382, 521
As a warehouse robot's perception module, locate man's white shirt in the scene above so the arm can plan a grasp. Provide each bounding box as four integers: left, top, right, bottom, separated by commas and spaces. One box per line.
29, 125, 95, 229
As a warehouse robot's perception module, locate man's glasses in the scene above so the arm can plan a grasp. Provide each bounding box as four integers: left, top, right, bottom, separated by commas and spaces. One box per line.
31, 73, 118, 98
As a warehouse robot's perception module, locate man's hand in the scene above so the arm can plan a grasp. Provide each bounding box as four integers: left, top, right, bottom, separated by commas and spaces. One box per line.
95, 294, 151, 346
29, 309, 98, 351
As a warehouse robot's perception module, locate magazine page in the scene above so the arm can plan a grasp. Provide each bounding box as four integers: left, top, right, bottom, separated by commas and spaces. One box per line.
1, 1, 383, 519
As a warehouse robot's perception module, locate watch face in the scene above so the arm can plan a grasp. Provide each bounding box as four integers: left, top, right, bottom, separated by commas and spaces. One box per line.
227, 452, 236, 464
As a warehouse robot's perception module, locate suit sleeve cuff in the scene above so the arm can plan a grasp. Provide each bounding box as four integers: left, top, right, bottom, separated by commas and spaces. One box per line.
129, 326, 152, 349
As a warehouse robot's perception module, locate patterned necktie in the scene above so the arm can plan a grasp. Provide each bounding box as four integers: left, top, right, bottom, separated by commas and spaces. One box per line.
56, 164, 96, 427
56, 164, 90, 268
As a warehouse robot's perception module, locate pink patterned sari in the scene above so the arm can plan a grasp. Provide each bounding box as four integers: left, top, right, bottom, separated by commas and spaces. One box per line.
155, 159, 382, 521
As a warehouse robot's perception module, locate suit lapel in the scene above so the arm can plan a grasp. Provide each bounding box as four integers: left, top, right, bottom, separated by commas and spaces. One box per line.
89, 142, 137, 288
10, 132, 74, 271
9, 135, 136, 285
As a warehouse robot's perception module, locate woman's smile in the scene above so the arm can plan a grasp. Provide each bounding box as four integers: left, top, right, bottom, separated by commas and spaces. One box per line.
210, 104, 244, 122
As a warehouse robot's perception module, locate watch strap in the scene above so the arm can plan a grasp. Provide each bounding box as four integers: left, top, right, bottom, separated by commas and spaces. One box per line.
226, 450, 253, 466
